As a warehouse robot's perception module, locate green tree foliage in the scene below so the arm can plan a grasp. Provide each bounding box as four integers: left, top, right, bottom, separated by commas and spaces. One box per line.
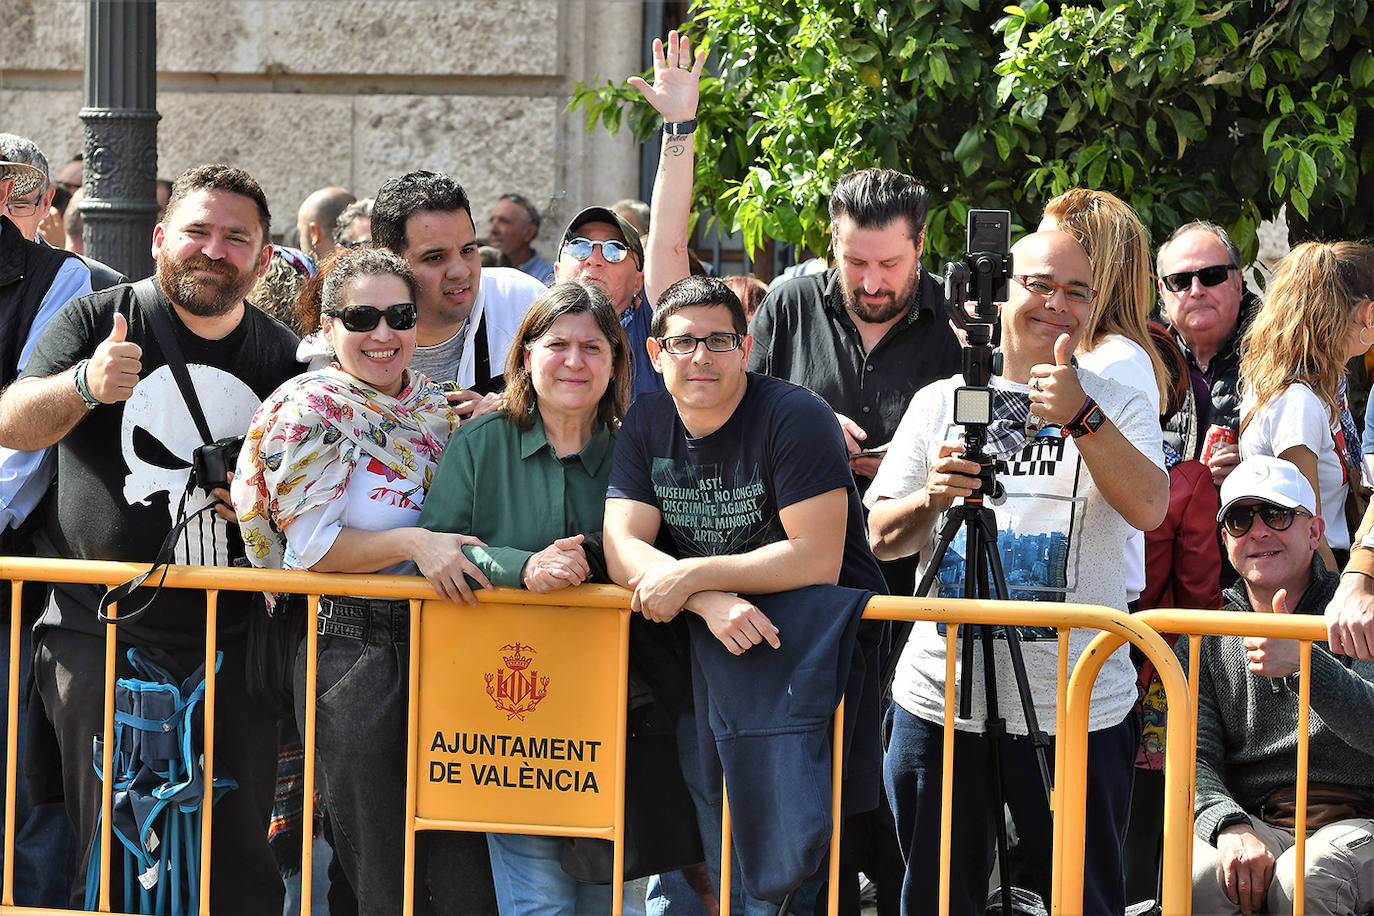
571, 0, 1374, 265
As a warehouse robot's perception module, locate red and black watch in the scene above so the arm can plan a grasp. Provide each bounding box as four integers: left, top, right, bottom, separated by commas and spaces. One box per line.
1062, 396, 1107, 438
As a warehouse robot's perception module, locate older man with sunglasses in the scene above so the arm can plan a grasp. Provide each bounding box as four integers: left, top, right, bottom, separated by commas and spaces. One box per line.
554, 206, 665, 400
1183, 455, 1374, 916
1157, 221, 1261, 484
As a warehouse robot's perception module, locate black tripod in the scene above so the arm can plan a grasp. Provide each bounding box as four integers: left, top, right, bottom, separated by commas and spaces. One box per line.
914, 423, 1054, 915
881, 217, 1055, 913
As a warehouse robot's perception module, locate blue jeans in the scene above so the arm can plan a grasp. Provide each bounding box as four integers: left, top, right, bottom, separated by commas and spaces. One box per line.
884, 705, 1138, 916
487, 832, 613, 915
649, 712, 820, 916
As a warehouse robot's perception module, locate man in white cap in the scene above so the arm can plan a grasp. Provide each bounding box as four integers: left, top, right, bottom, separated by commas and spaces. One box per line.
1185, 455, 1374, 916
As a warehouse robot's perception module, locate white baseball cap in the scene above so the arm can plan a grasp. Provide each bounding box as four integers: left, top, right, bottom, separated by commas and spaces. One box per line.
1217, 455, 1317, 520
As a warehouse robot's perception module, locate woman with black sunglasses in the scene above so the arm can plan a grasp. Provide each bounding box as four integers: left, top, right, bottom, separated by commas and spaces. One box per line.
1238, 241, 1374, 571
232, 246, 498, 913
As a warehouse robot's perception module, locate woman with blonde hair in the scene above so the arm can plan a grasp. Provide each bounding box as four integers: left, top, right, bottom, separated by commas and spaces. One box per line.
1041, 189, 1168, 608
1239, 241, 1374, 569
1041, 188, 1169, 410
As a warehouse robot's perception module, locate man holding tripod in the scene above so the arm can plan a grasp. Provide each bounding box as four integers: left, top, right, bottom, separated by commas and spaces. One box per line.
866, 230, 1167, 914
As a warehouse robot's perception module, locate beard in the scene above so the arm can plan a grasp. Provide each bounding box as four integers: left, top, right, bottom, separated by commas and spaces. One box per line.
841, 262, 921, 325
157, 252, 259, 318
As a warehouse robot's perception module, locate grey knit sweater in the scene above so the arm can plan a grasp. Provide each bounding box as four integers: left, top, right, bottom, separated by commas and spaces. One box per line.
1176, 557, 1374, 843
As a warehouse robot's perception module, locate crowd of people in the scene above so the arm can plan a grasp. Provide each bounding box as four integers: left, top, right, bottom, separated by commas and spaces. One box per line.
2, 29, 1374, 916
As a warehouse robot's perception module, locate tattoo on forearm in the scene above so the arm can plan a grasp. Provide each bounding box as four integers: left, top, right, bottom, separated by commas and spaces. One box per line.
665, 137, 689, 157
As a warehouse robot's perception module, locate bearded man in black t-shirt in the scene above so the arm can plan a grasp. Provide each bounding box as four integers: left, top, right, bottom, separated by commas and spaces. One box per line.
0, 164, 300, 911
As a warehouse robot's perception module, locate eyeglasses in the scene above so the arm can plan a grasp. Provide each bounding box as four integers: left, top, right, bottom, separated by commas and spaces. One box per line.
1161, 263, 1237, 293
1013, 274, 1098, 304
1220, 501, 1309, 537
326, 302, 418, 333
4, 192, 45, 217
657, 333, 743, 355
564, 237, 632, 264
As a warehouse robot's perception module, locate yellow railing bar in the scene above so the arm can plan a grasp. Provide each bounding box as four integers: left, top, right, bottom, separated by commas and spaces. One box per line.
99, 598, 116, 913
198, 589, 218, 915
861, 596, 1192, 916
401, 596, 419, 916
2, 582, 21, 908
300, 594, 320, 916
938, 621, 957, 916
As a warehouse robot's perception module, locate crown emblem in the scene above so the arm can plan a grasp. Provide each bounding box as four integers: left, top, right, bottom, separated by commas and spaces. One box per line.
485, 641, 548, 720
501, 642, 535, 670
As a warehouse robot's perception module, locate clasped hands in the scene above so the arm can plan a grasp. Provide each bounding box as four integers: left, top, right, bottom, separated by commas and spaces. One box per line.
628, 560, 780, 655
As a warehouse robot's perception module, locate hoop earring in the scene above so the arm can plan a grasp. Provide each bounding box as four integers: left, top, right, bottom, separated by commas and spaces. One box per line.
1361, 323, 1374, 348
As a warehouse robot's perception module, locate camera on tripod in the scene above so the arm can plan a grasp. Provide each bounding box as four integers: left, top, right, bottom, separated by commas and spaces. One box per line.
943, 209, 1013, 427
940, 209, 1013, 498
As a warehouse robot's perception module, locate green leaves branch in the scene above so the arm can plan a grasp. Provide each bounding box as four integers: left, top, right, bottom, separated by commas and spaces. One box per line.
569, 0, 1374, 266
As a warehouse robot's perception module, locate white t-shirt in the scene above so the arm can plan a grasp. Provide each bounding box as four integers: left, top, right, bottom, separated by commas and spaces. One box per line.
1077, 333, 1163, 602
1239, 382, 1350, 549
409, 266, 545, 388
284, 457, 425, 575
866, 370, 1162, 735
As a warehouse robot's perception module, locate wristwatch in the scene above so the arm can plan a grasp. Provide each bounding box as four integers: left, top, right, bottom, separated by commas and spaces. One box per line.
1063, 396, 1107, 438
1213, 811, 1251, 841
663, 119, 697, 136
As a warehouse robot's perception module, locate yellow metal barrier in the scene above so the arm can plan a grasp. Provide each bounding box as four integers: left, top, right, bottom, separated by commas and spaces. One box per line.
4, 558, 1337, 916
1132, 608, 1337, 916
861, 596, 1195, 916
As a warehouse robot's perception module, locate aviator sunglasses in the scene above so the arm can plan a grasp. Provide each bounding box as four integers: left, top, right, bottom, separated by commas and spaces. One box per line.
326, 302, 418, 333
1220, 501, 1308, 537
564, 237, 633, 264
1161, 263, 1236, 293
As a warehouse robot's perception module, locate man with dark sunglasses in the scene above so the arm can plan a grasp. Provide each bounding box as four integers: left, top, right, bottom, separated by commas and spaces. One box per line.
555, 205, 665, 400
1184, 454, 1374, 916
1157, 221, 1261, 484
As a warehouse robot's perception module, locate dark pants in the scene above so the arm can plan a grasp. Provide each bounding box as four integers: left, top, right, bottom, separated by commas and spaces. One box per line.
32, 625, 284, 914
0, 603, 76, 906
298, 596, 495, 916
884, 706, 1137, 916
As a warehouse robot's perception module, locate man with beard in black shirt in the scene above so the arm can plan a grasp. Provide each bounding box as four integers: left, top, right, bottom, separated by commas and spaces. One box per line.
0, 164, 300, 911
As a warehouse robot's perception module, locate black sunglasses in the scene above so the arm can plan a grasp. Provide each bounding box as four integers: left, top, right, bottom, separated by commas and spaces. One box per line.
1221, 501, 1308, 537
327, 302, 418, 333
1161, 263, 1237, 293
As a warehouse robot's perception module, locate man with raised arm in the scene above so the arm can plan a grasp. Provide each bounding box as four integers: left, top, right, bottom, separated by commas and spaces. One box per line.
866, 230, 1168, 915
1186, 455, 1374, 915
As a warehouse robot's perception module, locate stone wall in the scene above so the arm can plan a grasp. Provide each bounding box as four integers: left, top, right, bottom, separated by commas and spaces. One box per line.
1, 0, 644, 247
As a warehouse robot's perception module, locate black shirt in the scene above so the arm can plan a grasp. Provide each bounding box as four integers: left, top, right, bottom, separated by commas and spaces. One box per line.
746, 266, 962, 450
23, 281, 301, 646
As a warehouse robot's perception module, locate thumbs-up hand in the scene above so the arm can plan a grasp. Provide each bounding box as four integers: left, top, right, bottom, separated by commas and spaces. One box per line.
1027, 333, 1087, 427
1245, 588, 1301, 677
86, 312, 143, 404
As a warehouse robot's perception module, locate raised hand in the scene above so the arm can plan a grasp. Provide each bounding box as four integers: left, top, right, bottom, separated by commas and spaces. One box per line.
628, 30, 706, 123
1028, 333, 1088, 426
1244, 588, 1300, 677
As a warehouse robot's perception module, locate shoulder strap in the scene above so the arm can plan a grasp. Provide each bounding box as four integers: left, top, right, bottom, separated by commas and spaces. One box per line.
135, 279, 214, 446
470, 315, 505, 396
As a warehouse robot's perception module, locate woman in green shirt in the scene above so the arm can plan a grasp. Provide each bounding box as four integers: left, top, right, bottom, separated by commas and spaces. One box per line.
418, 280, 631, 913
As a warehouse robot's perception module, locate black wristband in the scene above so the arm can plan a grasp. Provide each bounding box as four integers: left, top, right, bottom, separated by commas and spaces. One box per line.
663, 119, 697, 136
